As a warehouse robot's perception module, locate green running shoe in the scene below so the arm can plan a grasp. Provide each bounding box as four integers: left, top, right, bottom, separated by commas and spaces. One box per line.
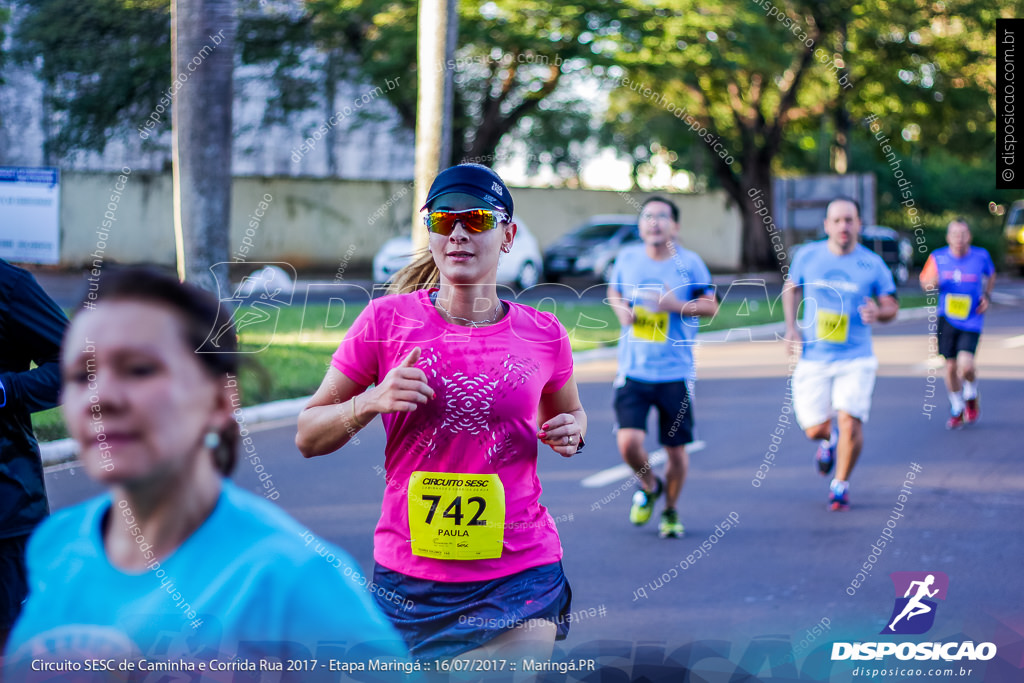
659, 509, 684, 538
629, 477, 662, 526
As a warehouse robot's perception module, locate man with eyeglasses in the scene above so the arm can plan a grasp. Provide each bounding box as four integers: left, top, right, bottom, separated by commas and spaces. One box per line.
606, 196, 718, 538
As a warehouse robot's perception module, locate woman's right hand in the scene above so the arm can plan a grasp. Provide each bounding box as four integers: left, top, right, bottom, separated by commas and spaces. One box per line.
365, 347, 435, 414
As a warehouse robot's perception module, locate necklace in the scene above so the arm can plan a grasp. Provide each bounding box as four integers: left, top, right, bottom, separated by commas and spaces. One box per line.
433, 294, 504, 327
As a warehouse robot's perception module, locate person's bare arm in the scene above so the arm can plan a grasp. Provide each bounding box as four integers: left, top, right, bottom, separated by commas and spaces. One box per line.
782, 282, 803, 357
536, 375, 587, 458
606, 285, 634, 328
295, 348, 434, 458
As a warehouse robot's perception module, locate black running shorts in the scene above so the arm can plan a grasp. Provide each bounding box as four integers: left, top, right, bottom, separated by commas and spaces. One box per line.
937, 317, 980, 358
613, 377, 694, 447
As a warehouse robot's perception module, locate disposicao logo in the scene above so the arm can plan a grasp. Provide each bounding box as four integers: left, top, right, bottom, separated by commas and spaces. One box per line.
882, 571, 948, 635
832, 571, 997, 662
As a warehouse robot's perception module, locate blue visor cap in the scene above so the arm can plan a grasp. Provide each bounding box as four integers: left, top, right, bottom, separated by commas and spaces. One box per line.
421, 163, 513, 217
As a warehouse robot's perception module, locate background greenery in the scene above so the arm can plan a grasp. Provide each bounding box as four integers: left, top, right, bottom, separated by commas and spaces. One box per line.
31, 293, 930, 442
6, 1, 1019, 270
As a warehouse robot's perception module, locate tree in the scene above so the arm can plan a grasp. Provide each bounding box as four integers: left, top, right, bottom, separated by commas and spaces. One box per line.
604, 1, 856, 270
239, 0, 629, 166
12, 0, 171, 161
13, 0, 626, 174
171, 0, 235, 293
0, 6, 9, 84
603, 0, 1008, 270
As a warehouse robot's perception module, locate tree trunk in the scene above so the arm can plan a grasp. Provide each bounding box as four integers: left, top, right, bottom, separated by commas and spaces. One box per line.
831, 20, 850, 174
738, 163, 777, 272
171, 0, 235, 294
325, 49, 340, 177
412, 0, 453, 250
439, 0, 457, 169
712, 147, 776, 273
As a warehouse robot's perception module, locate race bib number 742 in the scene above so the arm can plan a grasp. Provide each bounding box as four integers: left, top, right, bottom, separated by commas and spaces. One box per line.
408, 472, 505, 560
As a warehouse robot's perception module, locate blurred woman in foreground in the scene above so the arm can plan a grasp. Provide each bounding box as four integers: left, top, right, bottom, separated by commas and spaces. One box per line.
5, 267, 405, 677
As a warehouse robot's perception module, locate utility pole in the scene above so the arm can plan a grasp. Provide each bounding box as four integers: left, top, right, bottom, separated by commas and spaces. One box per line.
412, 0, 457, 250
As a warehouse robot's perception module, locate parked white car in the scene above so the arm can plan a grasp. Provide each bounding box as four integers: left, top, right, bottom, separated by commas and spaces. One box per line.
372, 218, 543, 290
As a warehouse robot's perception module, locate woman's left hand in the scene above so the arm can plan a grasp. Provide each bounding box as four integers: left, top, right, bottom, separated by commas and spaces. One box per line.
538, 414, 583, 457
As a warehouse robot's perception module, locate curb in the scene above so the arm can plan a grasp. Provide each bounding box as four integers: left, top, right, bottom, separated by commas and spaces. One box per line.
38, 304, 940, 468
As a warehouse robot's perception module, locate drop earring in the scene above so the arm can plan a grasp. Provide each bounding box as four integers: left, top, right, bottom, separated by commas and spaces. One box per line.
203, 431, 221, 450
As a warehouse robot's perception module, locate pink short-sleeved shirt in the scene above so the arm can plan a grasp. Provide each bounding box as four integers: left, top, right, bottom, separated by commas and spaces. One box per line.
331, 289, 574, 582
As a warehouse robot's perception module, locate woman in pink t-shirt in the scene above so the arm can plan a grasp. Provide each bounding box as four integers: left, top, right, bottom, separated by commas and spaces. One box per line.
296, 164, 587, 661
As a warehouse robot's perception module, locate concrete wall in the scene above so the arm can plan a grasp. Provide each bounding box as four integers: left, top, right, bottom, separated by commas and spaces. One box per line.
60, 172, 742, 271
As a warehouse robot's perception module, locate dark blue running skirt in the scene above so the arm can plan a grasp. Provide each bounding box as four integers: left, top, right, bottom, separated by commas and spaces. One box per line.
372, 561, 572, 659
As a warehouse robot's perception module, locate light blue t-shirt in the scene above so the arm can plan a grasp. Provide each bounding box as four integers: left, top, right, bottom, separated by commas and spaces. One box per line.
790, 241, 897, 361
926, 246, 995, 333
610, 243, 714, 382
5, 481, 408, 673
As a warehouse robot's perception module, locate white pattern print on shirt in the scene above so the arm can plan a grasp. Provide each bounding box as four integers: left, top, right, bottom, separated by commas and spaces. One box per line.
402, 347, 541, 466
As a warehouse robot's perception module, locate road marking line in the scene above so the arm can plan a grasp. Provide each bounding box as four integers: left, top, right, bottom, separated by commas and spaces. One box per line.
991, 292, 1019, 305
581, 441, 706, 488
1003, 334, 1024, 349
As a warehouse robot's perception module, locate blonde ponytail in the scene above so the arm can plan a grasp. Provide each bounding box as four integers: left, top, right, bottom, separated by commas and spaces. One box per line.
388, 250, 440, 295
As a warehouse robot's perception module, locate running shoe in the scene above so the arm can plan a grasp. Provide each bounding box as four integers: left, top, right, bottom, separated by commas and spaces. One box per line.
815, 440, 836, 476
829, 480, 850, 511
964, 398, 979, 424
946, 411, 965, 430
659, 509, 684, 538
630, 477, 663, 526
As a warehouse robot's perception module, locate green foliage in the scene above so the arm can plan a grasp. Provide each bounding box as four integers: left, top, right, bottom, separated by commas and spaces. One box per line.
13, 0, 171, 158
285, 0, 628, 164
599, 0, 1017, 268
0, 6, 9, 86
604, 1, 840, 185
844, 1, 1001, 156
237, 6, 321, 127
8, 0, 1020, 245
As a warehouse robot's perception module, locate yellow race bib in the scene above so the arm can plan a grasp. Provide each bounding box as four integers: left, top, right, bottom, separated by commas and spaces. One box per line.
632, 306, 669, 342
943, 294, 971, 321
816, 309, 850, 344
408, 472, 505, 560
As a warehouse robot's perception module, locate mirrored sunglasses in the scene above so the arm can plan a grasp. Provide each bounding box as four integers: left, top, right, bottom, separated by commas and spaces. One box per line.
423, 209, 509, 235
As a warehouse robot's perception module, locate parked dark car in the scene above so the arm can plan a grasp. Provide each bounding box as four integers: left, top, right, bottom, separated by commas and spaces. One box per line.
790, 225, 913, 285
543, 215, 639, 282
860, 225, 913, 285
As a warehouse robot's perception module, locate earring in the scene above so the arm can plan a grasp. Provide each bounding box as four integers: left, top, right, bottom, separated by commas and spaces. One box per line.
501, 246, 510, 253
203, 431, 221, 450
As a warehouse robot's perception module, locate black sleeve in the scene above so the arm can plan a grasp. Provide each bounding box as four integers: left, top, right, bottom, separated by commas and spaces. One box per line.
0, 269, 69, 414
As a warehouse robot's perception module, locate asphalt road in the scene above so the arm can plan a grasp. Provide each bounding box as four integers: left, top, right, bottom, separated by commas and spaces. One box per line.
40, 306, 1024, 683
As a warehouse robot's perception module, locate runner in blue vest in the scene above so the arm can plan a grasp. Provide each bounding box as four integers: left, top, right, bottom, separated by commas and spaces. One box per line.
919, 218, 995, 429
783, 198, 899, 511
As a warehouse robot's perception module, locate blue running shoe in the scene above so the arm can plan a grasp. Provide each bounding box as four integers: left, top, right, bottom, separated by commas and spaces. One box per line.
829, 479, 850, 511
815, 440, 835, 476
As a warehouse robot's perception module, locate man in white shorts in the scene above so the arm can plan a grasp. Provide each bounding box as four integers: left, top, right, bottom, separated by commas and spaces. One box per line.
783, 198, 899, 510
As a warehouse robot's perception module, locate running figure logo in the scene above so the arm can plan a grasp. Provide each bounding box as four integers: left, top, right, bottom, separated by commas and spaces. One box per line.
201, 263, 296, 353
881, 571, 949, 635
